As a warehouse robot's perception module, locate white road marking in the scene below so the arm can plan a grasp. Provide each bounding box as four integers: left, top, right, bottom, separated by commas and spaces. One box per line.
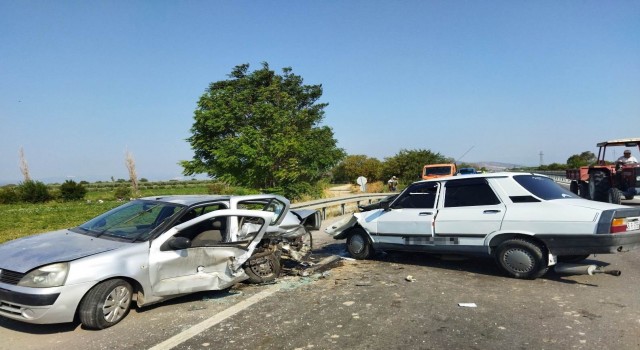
148, 284, 281, 350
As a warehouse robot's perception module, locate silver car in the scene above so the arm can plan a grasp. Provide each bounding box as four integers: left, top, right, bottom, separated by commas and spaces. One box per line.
0, 194, 320, 329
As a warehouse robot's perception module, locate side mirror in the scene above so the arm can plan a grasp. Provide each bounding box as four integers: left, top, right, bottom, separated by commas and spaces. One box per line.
168, 236, 191, 250
382, 201, 391, 211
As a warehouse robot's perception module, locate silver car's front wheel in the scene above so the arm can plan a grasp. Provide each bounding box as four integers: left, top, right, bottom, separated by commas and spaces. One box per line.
346, 228, 374, 260
79, 279, 133, 329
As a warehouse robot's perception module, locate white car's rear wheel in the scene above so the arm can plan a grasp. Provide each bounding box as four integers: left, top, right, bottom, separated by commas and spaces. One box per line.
496, 239, 548, 279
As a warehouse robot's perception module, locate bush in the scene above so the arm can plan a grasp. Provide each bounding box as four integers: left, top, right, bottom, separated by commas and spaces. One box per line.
60, 180, 87, 201
207, 182, 230, 194
0, 186, 19, 204
114, 186, 132, 200
17, 180, 51, 203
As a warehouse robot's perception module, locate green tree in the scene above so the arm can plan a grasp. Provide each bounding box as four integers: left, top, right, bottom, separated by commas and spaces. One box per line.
59, 180, 87, 201
566, 151, 596, 169
17, 180, 51, 203
181, 63, 345, 199
382, 149, 451, 183
332, 155, 383, 183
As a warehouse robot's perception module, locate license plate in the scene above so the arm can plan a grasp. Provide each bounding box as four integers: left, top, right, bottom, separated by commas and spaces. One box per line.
628, 221, 640, 231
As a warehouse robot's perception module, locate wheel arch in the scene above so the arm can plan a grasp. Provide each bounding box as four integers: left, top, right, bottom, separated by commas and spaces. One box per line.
74, 276, 144, 319
487, 232, 548, 256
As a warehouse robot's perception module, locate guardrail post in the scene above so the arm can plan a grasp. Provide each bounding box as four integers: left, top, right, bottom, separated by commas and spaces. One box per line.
341, 203, 345, 215
321, 207, 326, 220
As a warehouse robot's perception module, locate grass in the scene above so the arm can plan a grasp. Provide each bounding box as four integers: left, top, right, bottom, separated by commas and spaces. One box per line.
0, 201, 121, 243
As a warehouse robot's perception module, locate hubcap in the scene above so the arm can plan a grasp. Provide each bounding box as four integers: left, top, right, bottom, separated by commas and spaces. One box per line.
350, 234, 365, 254
103, 286, 131, 323
249, 256, 275, 277
503, 248, 534, 273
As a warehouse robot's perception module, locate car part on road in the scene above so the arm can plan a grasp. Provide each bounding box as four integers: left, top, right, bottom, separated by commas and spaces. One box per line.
554, 263, 621, 276
78, 279, 133, 330
495, 238, 549, 279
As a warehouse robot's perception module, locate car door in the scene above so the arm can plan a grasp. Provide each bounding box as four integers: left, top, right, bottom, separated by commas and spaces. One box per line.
148, 209, 271, 297
434, 178, 505, 251
371, 182, 440, 244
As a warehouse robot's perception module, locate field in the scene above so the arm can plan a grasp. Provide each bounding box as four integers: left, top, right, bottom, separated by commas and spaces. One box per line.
0, 181, 215, 243
0, 181, 369, 244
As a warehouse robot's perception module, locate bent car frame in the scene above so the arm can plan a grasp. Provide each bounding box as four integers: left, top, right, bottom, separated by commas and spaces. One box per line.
0, 194, 320, 329
326, 172, 640, 279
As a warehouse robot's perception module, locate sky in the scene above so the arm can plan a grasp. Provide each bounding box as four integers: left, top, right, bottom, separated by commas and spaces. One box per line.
1, 1, 639, 184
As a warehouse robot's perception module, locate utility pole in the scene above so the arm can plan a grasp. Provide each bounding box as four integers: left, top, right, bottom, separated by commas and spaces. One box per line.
539, 151, 544, 166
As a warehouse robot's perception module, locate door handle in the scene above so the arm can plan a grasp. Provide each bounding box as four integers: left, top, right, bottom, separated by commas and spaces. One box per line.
483, 210, 501, 214
419, 212, 433, 216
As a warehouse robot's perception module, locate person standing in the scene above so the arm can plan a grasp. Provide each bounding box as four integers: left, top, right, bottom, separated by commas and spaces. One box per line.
388, 176, 398, 191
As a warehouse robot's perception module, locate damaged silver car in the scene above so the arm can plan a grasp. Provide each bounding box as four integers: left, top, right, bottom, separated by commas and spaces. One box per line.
0, 194, 320, 329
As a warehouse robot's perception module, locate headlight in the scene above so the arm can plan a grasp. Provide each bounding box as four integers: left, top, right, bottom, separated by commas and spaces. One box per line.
18, 262, 69, 288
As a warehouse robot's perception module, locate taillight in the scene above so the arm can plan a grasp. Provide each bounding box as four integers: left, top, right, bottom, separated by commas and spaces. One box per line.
611, 218, 627, 233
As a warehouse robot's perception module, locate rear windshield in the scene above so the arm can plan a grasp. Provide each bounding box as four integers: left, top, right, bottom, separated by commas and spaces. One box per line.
513, 175, 578, 200
424, 166, 453, 176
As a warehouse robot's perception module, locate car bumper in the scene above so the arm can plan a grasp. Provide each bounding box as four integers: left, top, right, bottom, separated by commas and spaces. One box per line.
536, 231, 640, 255
0, 281, 95, 324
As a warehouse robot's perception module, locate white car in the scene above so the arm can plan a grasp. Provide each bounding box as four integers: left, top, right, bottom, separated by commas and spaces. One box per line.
325, 173, 640, 279
0, 194, 320, 329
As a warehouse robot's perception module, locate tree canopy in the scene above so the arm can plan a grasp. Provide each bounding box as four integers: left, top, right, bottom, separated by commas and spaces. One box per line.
181, 63, 345, 198
566, 151, 596, 168
331, 155, 383, 183
381, 149, 451, 183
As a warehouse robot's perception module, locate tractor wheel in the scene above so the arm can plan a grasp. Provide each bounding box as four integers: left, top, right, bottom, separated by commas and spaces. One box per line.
569, 181, 578, 195
608, 188, 622, 205
578, 182, 589, 199
589, 171, 609, 202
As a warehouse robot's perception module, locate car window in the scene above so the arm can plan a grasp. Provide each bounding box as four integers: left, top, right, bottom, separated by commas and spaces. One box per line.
444, 178, 501, 207
75, 200, 184, 241
424, 166, 452, 176
176, 203, 227, 224
513, 175, 578, 200
392, 182, 438, 209
237, 198, 286, 224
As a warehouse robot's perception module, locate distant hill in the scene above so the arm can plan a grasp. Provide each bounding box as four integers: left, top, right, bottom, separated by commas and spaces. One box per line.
474, 161, 525, 171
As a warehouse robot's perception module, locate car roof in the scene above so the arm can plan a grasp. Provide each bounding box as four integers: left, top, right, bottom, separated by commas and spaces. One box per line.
139, 195, 232, 206
413, 171, 541, 184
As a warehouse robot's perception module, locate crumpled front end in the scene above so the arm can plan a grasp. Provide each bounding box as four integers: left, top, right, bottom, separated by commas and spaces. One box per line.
324, 215, 359, 240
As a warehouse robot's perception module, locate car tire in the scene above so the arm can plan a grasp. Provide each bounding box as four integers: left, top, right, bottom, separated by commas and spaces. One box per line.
589, 171, 609, 202
569, 181, 579, 195
624, 194, 635, 200
346, 228, 374, 259
243, 252, 281, 284
557, 254, 591, 263
495, 238, 548, 279
78, 279, 133, 330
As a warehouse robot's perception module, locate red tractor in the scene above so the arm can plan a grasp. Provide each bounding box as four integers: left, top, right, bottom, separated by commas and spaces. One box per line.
566, 138, 640, 204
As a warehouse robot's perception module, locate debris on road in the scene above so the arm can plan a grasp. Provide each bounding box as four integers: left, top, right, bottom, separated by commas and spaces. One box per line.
458, 303, 477, 308
405, 275, 416, 282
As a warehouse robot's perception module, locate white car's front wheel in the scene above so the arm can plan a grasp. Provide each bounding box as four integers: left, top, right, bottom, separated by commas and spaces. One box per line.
496, 238, 548, 279
346, 228, 374, 259
78, 279, 133, 329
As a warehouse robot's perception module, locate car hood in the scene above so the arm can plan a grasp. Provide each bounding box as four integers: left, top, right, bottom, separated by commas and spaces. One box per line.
0, 229, 128, 273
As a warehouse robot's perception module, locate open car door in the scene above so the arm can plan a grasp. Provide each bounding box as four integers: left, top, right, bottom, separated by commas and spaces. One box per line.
148, 209, 272, 296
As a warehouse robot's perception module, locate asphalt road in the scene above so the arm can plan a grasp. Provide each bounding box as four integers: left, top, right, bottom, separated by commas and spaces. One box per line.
1, 201, 640, 349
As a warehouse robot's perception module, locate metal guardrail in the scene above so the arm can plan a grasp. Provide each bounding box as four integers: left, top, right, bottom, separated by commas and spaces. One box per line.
291, 193, 390, 219
292, 172, 573, 219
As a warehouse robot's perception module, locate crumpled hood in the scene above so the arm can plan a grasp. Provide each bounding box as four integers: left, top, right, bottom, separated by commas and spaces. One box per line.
0, 229, 127, 273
